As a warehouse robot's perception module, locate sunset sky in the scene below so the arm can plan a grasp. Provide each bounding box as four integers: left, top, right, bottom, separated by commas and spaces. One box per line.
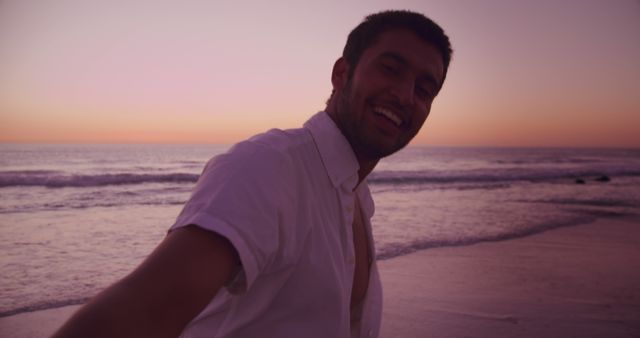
1, 0, 639, 147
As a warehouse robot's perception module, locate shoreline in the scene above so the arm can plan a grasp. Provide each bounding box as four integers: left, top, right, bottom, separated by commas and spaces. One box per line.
2, 216, 639, 337
379, 216, 640, 337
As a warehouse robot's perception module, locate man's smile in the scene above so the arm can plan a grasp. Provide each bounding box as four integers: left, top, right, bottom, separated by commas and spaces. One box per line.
372, 106, 403, 127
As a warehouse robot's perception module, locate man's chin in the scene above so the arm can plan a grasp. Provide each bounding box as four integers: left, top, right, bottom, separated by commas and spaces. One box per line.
360, 138, 406, 160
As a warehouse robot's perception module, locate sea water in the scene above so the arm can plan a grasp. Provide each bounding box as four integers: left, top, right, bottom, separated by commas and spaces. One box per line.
1, 144, 639, 317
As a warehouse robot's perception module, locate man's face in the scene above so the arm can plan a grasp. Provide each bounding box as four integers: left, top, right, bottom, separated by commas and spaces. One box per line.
332, 28, 445, 161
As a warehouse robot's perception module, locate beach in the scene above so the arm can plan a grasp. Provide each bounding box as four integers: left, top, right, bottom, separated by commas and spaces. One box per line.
379, 216, 640, 338
2, 145, 639, 337
2, 216, 638, 338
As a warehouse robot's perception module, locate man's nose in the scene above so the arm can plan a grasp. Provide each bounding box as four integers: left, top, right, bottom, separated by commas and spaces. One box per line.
390, 78, 415, 106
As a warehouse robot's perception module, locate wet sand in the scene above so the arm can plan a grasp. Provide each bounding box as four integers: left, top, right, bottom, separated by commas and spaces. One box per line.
379, 217, 640, 337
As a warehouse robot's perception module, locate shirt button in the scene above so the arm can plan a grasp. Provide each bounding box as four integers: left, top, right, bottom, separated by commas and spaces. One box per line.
348, 256, 355, 264
346, 204, 353, 212
368, 329, 373, 336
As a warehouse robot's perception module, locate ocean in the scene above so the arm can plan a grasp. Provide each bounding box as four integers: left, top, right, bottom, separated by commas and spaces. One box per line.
1, 143, 639, 317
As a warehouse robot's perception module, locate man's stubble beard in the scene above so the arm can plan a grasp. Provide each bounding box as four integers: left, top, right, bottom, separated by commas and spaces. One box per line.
336, 80, 411, 161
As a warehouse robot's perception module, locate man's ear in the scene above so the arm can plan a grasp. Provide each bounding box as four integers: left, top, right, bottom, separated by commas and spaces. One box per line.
331, 57, 350, 90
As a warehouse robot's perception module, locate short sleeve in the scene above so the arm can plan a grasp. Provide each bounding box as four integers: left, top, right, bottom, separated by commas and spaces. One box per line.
170, 140, 289, 293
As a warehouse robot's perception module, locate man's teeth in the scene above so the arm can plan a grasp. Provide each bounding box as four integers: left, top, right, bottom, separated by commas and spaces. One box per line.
374, 107, 402, 126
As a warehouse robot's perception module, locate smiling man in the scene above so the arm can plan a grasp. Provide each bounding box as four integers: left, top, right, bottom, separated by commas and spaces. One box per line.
328, 18, 449, 178
53, 10, 452, 338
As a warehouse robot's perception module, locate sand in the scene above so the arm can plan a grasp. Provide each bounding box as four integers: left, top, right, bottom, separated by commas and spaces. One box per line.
379, 217, 640, 337
1, 217, 639, 338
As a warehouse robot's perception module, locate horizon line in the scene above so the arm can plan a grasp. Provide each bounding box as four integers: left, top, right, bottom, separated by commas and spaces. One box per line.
1, 140, 639, 150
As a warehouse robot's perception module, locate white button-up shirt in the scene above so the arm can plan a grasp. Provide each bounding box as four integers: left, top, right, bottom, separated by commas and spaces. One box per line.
171, 111, 382, 337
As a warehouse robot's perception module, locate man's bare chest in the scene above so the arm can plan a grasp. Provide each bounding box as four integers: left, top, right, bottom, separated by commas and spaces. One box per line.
350, 198, 371, 309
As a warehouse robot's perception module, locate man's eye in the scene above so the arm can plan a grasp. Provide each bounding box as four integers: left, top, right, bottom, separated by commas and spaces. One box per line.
381, 63, 397, 73
416, 87, 432, 99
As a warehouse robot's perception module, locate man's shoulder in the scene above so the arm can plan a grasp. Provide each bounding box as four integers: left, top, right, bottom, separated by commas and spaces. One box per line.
207, 126, 315, 178
225, 126, 316, 167
245, 126, 314, 156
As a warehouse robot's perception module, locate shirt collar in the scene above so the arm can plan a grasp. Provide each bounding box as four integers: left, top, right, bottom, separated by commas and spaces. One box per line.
304, 111, 360, 190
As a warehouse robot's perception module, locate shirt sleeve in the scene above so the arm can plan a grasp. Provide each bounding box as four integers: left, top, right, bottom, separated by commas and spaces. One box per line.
170, 140, 290, 293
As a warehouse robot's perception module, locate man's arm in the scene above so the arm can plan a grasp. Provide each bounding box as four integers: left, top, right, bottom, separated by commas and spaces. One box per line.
52, 225, 239, 338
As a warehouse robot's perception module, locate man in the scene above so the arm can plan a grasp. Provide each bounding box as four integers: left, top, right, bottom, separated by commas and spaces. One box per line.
53, 10, 452, 338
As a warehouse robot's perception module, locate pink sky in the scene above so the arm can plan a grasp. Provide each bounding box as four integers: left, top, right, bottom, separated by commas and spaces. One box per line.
1, 0, 639, 147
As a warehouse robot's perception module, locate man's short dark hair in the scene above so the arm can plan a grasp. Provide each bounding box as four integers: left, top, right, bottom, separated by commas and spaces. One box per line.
343, 10, 453, 86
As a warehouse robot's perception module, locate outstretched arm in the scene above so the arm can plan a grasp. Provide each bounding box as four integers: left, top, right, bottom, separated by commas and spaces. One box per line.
52, 225, 239, 338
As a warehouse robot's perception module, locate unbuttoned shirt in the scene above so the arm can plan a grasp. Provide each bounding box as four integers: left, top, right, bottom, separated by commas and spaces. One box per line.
170, 111, 382, 338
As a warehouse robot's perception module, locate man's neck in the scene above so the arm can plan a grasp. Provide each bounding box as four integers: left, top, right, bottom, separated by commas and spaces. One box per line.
323, 105, 379, 187
356, 158, 378, 188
